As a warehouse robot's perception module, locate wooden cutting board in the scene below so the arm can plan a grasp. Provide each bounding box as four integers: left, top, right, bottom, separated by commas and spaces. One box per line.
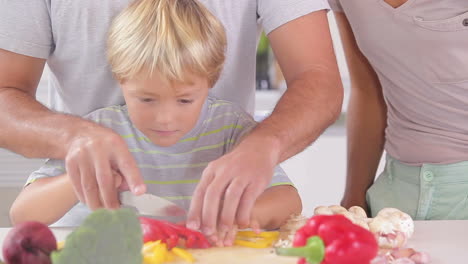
172, 246, 298, 264
169, 217, 306, 263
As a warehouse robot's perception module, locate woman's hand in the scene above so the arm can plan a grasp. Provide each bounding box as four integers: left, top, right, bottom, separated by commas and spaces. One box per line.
341, 193, 370, 216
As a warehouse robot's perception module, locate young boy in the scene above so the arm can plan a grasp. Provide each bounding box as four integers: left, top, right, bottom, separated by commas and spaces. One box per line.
9, 0, 302, 246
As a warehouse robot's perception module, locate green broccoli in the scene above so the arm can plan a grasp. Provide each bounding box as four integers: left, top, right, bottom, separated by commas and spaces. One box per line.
51, 208, 143, 264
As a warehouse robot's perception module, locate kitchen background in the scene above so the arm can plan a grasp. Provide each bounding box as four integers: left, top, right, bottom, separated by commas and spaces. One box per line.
0, 13, 384, 226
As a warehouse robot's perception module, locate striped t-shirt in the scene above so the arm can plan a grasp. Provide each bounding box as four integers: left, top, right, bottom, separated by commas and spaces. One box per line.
27, 96, 293, 226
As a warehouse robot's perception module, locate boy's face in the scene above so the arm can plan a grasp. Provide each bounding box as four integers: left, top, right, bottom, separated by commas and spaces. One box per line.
121, 71, 210, 147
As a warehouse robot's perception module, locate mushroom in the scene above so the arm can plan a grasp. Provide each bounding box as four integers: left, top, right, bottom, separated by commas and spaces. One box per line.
314, 205, 370, 230
369, 208, 414, 249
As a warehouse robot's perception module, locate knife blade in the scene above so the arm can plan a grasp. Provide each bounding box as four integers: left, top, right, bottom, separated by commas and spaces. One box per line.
119, 191, 187, 218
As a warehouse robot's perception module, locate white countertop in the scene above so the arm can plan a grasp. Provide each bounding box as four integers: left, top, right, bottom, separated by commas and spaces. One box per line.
0, 220, 466, 263
405, 220, 467, 264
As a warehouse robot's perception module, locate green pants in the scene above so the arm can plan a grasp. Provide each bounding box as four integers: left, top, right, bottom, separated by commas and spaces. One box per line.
367, 155, 468, 220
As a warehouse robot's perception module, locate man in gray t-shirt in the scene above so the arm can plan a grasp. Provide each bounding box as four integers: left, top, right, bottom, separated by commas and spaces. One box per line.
0, 0, 343, 237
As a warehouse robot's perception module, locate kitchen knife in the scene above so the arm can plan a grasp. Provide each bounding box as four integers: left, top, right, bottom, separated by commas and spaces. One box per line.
119, 191, 187, 218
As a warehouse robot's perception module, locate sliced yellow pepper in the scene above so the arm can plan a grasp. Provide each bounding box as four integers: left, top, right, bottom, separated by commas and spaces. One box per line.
172, 247, 195, 263
165, 251, 176, 262
234, 238, 275, 248
142, 241, 195, 264
143, 254, 155, 264
234, 230, 279, 248
237, 231, 279, 239
143, 240, 162, 255
151, 243, 168, 264
57, 241, 65, 250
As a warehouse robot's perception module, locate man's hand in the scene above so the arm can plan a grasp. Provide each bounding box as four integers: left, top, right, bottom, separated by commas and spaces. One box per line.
187, 135, 279, 242
65, 124, 146, 210
214, 210, 261, 247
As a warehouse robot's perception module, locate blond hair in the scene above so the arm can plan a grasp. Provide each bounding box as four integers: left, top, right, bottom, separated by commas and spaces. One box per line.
107, 0, 226, 86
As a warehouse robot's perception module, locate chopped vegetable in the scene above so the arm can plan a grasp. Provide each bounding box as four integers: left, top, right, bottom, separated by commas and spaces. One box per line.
140, 217, 210, 249
56, 241, 65, 250
237, 230, 279, 239
172, 247, 195, 263
234, 239, 274, 248
140, 217, 179, 249
51, 209, 143, 264
144, 242, 168, 264
143, 240, 162, 255
276, 214, 378, 264
234, 231, 279, 248
142, 241, 195, 264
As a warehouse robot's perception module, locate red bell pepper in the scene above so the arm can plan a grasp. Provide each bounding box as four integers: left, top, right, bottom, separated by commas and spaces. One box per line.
160, 220, 211, 249
276, 214, 378, 264
140, 217, 179, 249
140, 217, 167, 243
139, 217, 211, 249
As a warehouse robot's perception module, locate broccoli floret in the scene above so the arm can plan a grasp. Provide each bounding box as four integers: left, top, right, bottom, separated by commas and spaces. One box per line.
51, 209, 143, 264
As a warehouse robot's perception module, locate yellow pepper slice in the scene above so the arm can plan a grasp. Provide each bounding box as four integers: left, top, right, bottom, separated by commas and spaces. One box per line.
234, 231, 279, 248
143, 254, 155, 264
143, 240, 162, 255
57, 241, 65, 250
151, 243, 168, 264
165, 251, 176, 262
234, 238, 275, 248
172, 247, 195, 263
237, 231, 279, 239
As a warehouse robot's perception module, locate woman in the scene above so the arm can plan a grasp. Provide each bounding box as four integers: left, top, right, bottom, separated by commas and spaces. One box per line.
330, 0, 468, 219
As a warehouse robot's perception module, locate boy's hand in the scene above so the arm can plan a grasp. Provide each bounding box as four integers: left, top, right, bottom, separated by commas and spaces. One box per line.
187, 135, 278, 243
65, 124, 146, 210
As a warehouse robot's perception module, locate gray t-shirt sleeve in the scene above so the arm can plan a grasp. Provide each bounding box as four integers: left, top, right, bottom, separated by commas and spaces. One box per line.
328, 0, 343, 12
258, 0, 330, 35
0, 0, 53, 58
26, 159, 66, 186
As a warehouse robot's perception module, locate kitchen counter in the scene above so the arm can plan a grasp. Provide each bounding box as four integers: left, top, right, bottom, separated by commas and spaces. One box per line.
0, 220, 466, 263
406, 220, 467, 264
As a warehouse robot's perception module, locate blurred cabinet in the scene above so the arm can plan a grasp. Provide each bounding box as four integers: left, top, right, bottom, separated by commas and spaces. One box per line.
255, 13, 351, 113
256, 33, 285, 91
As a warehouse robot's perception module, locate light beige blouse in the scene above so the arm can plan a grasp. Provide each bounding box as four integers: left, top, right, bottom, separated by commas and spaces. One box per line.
330, 0, 468, 165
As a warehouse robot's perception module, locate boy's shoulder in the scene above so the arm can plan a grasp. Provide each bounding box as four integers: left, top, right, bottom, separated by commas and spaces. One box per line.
84, 104, 128, 117
206, 95, 253, 122
83, 104, 133, 130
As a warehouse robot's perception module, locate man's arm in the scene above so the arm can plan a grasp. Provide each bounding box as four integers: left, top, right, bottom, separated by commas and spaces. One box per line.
0, 49, 89, 158
259, 9, 343, 163
0, 49, 145, 210
334, 13, 386, 210
188, 10, 343, 239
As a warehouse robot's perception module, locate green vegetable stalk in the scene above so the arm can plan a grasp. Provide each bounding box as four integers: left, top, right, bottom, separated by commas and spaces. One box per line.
276, 236, 325, 264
